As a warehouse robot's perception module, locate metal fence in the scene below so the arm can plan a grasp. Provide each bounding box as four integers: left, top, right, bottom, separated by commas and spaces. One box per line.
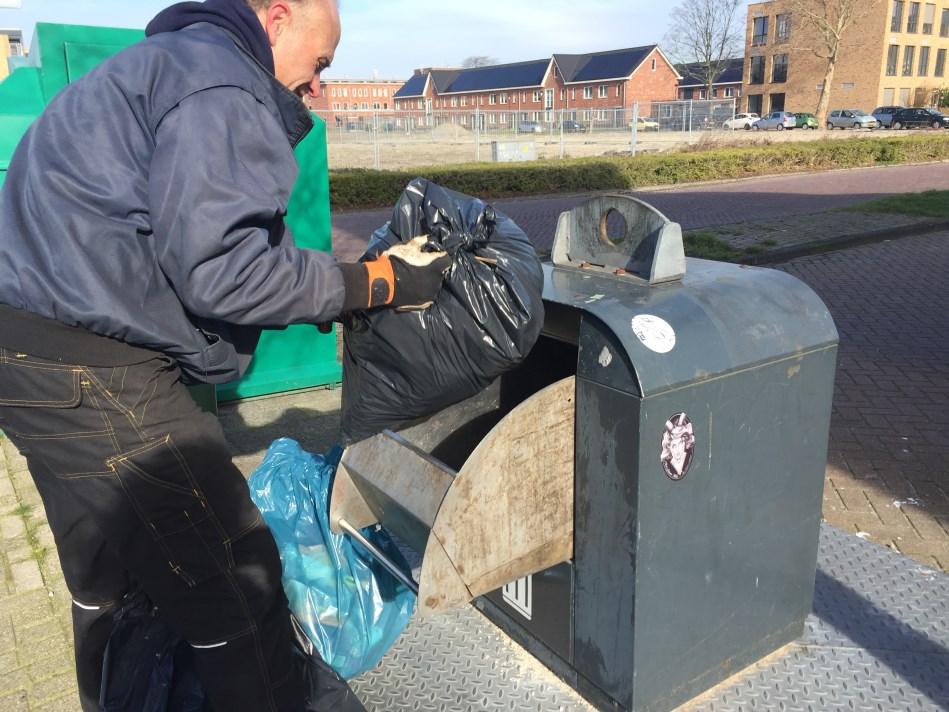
314, 99, 738, 170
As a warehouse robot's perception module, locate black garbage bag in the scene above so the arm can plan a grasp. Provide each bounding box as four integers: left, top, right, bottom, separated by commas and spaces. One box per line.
99, 592, 206, 712
341, 178, 545, 444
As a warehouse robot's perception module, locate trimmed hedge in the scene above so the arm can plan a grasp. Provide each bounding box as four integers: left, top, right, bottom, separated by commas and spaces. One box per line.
329, 134, 949, 210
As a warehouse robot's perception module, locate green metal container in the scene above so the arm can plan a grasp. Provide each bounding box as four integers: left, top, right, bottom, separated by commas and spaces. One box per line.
0, 23, 341, 407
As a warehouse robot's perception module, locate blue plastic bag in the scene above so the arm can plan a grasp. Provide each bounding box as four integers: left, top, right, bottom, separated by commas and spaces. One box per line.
248, 438, 415, 680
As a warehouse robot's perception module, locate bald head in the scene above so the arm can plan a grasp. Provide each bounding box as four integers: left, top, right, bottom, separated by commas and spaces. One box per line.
252, 0, 341, 99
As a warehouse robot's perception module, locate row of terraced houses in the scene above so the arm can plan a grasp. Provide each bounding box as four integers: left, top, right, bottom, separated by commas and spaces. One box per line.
308, 0, 949, 126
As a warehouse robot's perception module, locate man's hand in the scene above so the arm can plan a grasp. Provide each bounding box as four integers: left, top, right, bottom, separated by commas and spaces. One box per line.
338, 237, 451, 314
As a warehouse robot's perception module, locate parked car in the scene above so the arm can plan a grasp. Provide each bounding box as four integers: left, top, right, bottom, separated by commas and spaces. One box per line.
722, 112, 760, 130
517, 120, 543, 133
890, 107, 949, 129
795, 112, 818, 129
826, 109, 879, 129
872, 105, 904, 128
753, 111, 797, 131
629, 116, 660, 131
562, 120, 586, 133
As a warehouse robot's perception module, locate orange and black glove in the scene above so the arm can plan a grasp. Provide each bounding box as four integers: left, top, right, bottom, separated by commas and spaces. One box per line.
338, 237, 451, 313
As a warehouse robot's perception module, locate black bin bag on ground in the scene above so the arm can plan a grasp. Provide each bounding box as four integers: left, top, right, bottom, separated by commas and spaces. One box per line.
341, 178, 545, 444
99, 592, 207, 712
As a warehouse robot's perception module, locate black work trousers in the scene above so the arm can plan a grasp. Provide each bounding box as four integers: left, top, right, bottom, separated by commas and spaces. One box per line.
0, 348, 364, 712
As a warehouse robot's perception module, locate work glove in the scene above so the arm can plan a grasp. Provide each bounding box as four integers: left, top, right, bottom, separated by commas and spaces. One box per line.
338, 237, 451, 313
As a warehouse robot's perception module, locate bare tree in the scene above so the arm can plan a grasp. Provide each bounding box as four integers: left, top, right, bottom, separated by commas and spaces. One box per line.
788, 0, 882, 125
664, 0, 744, 99
461, 56, 498, 68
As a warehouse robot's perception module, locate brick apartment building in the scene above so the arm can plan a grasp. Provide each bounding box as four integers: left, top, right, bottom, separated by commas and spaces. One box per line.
306, 78, 405, 125
676, 59, 744, 101
0, 29, 24, 81
743, 0, 949, 117
392, 46, 680, 128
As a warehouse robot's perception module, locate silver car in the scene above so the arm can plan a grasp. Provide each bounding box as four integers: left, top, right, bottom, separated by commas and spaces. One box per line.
826, 109, 879, 130
753, 111, 796, 131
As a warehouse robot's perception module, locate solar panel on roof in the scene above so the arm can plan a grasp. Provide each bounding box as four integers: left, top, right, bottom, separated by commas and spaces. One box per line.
571, 47, 651, 82
446, 60, 549, 92
394, 74, 427, 97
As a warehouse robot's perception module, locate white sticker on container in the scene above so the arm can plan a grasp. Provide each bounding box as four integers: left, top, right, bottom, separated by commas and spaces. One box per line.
632, 314, 676, 354
598, 347, 613, 368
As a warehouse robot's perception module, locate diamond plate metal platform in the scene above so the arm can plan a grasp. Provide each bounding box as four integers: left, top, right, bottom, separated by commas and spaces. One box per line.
350, 524, 949, 711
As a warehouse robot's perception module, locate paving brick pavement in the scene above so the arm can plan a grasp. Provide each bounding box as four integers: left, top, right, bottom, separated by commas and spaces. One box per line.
775, 231, 949, 571
0, 439, 79, 711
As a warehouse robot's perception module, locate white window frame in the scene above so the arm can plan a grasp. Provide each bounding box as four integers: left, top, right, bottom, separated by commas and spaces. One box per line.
489, 93, 497, 105
584, 86, 593, 99
598, 84, 609, 98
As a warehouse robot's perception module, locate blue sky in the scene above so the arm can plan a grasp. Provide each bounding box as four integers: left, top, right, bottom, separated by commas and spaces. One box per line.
0, 1, 745, 79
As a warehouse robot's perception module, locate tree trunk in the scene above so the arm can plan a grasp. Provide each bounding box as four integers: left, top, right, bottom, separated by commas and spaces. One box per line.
815, 56, 838, 127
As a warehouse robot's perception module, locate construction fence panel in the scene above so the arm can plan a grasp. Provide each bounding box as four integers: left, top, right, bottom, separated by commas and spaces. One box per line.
314, 99, 737, 171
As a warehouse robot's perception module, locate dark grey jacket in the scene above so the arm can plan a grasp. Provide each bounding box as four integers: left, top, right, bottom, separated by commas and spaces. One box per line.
0, 23, 345, 383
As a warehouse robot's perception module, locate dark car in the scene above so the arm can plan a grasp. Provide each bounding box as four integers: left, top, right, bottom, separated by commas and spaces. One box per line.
872, 105, 904, 128
562, 120, 586, 133
891, 107, 949, 129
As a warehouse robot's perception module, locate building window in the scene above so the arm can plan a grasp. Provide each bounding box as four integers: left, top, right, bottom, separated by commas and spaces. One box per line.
747, 94, 763, 114
598, 84, 609, 98
918, 45, 931, 74
886, 44, 899, 75
941, 8, 949, 36
651, 58, 657, 70
776, 14, 791, 41
451, 97, 457, 107
749, 55, 765, 84
892, 1, 904, 31
903, 45, 916, 74
935, 48, 947, 76
699, 89, 707, 99
372, 102, 381, 109
417, 99, 423, 109
500, 92, 508, 104
772, 53, 789, 82
923, 3, 935, 33
489, 113, 496, 125
584, 86, 593, 99
342, 88, 348, 97
725, 87, 735, 97
331, 87, 337, 97
489, 93, 497, 105
882, 88, 895, 104
461, 96, 468, 106
752, 16, 769, 45
907, 2, 919, 31
560, 89, 565, 100
682, 88, 694, 99
532, 90, 542, 102
769, 93, 785, 112
899, 87, 911, 104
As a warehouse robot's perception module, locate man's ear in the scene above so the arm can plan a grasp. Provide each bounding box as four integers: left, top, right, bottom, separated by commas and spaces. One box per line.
262, 1, 293, 45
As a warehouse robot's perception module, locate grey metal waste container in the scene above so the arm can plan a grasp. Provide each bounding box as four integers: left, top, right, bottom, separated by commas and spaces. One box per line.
474, 195, 840, 711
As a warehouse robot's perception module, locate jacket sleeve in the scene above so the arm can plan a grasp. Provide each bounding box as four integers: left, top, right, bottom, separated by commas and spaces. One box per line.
148, 85, 345, 326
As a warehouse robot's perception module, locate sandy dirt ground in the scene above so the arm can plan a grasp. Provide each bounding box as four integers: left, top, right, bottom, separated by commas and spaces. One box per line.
324, 124, 937, 171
